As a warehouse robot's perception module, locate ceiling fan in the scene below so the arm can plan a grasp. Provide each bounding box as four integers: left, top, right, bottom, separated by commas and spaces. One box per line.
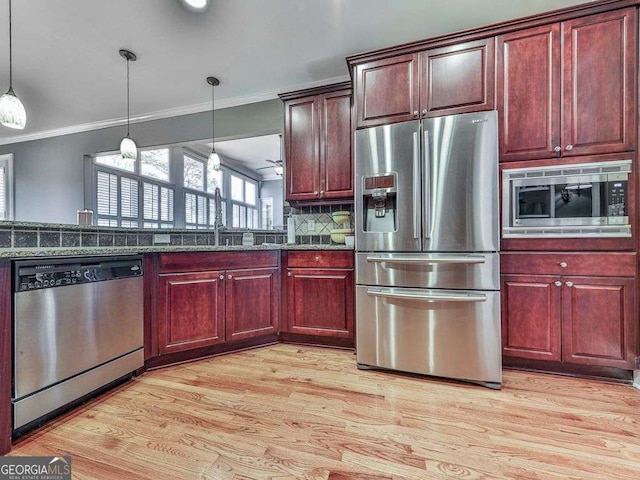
256, 159, 284, 175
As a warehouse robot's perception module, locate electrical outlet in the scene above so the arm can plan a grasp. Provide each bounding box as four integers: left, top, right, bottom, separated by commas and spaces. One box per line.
307, 219, 316, 231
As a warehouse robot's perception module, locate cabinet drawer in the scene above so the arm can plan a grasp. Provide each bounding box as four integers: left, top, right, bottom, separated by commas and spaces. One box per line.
287, 250, 354, 268
160, 251, 279, 273
501, 252, 636, 277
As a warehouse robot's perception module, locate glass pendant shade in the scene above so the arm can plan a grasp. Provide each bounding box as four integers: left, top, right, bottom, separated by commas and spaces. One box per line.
120, 136, 137, 160
274, 165, 284, 176
208, 150, 221, 171
0, 88, 25, 130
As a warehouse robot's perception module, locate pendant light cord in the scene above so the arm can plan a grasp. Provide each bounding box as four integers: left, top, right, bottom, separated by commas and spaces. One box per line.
211, 83, 215, 153
126, 56, 130, 137
8, 0, 12, 89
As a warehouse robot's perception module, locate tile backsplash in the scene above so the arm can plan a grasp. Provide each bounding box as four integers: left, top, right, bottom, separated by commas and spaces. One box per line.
287, 203, 354, 245
0, 223, 286, 249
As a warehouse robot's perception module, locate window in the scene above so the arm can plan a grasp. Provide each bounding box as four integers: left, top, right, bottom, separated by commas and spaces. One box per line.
229, 174, 258, 229
143, 183, 174, 228
184, 156, 205, 191
141, 149, 170, 181
95, 153, 135, 172
0, 154, 14, 221
185, 192, 208, 229
94, 149, 174, 228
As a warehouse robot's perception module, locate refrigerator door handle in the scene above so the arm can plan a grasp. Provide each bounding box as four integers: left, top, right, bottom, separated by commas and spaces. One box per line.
366, 256, 486, 265
423, 129, 431, 240
366, 289, 487, 303
412, 131, 421, 240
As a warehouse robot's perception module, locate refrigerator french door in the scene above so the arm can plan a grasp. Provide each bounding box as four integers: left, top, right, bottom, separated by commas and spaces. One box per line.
354, 111, 501, 388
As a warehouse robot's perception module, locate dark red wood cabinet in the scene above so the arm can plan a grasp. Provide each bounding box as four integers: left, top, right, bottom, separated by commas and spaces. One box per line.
501, 253, 637, 369
155, 252, 279, 355
498, 8, 636, 162
283, 251, 354, 342
280, 82, 353, 202
352, 38, 495, 129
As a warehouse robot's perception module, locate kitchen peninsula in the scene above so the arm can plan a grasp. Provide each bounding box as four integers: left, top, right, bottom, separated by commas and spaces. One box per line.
0, 221, 355, 455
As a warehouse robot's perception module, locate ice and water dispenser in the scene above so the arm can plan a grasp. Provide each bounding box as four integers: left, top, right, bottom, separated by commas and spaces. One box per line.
361, 173, 397, 232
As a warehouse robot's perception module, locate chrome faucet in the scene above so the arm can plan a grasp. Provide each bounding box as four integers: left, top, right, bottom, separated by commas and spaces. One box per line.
213, 187, 224, 246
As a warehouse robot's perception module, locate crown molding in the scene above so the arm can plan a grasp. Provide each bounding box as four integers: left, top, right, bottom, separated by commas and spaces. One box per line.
0, 75, 351, 147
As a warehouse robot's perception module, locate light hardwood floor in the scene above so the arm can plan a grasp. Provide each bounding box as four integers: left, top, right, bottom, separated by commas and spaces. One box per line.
8, 344, 640, 479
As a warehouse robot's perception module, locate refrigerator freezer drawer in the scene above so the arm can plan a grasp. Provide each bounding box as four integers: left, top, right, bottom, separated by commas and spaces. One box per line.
356, 252, 499, 290
356, 286, 501, 387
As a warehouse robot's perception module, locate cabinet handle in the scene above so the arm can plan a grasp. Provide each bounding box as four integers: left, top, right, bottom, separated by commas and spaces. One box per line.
314, 191, 318, 195
287, 272, 292, 277
228, 274, 232, 280
421, 109, 428, 116
553, 146, 561, 153
559, 262, 568, 268
219, 274, 224, 280
413, 110, 419, 118
565, 281, 574, 287
314, 256, 320, 262
554, 281, 562, 287
565, 144, 573, 151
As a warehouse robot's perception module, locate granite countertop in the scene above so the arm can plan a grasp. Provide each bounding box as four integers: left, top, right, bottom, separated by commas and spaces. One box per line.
0, 243, 354, 259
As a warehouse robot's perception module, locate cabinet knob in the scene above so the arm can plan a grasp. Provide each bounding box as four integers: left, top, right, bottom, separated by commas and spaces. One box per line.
287, 271, 292, 277
565, 281, 574, 287
219, 274, 224, 280
314, 256, 320, 262
228, 274, 232, 280
559, 262, 568, 268
554, 281, 562, 287
413, 110, 419, 118
553, 146, 561, 153
421, 109, 428, 116
313, 191, 318, 195
565, 144, 573, 151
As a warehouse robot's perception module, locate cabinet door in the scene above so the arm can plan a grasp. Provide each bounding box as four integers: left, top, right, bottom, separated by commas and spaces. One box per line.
354, 53, 420, 128
497, 24, 561, 161
562, 276, 636, 368
562, 8, 636, 156
319, 89, 353, 199
286, 268, 354, 338
158, 271, 225, 354
422, 38, 495, 117
284, 97, 319, 201
501, 275, 561, 361
225, 268, 279, 342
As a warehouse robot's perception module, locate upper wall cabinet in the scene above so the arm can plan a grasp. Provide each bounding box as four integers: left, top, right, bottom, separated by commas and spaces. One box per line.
280, 82, 353, 202
498, 8, 637, 162
352, 38, 495, 129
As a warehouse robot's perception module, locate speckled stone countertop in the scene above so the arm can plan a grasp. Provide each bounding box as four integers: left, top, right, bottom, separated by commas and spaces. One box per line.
0, 243, 354, 259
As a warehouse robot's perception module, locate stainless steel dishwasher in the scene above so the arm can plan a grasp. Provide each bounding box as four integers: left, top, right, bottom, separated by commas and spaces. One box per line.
12, 255, 144, 433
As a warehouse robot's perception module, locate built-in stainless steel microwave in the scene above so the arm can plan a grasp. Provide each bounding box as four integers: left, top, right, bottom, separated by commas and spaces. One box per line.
502, 160, 631, 238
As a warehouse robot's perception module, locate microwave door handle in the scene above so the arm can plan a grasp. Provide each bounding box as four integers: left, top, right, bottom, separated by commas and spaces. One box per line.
412, 131, 420, 240
367, 289, 486, 303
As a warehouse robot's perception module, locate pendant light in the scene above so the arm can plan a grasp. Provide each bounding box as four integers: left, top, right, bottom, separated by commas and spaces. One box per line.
207, 76, 221, 171
0, 0, 26, 129
119, 49, 137, 160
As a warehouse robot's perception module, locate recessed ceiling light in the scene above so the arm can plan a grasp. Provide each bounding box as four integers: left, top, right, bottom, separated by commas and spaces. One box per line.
179, 0, 209, 13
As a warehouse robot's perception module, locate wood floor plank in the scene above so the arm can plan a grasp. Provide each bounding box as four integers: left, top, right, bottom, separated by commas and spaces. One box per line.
8, 344, 640, 479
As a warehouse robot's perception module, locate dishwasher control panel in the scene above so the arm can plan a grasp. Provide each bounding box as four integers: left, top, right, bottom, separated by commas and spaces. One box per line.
14, 256, 143, 291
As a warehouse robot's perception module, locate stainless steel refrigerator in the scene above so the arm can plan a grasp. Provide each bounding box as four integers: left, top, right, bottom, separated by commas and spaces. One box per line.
354, 111, 501, 389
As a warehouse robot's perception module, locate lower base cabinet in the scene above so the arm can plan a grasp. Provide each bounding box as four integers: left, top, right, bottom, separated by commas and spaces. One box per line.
154, 252, 279, 356
501, 253, 637, 370
283, 251, 354, 342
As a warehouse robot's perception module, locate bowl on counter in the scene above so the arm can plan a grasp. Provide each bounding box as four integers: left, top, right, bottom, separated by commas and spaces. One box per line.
332, 211, 351, 226
330, 228, 353, 244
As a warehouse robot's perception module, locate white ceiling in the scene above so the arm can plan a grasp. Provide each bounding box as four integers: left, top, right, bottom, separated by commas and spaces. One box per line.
0, 0, 593, 145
